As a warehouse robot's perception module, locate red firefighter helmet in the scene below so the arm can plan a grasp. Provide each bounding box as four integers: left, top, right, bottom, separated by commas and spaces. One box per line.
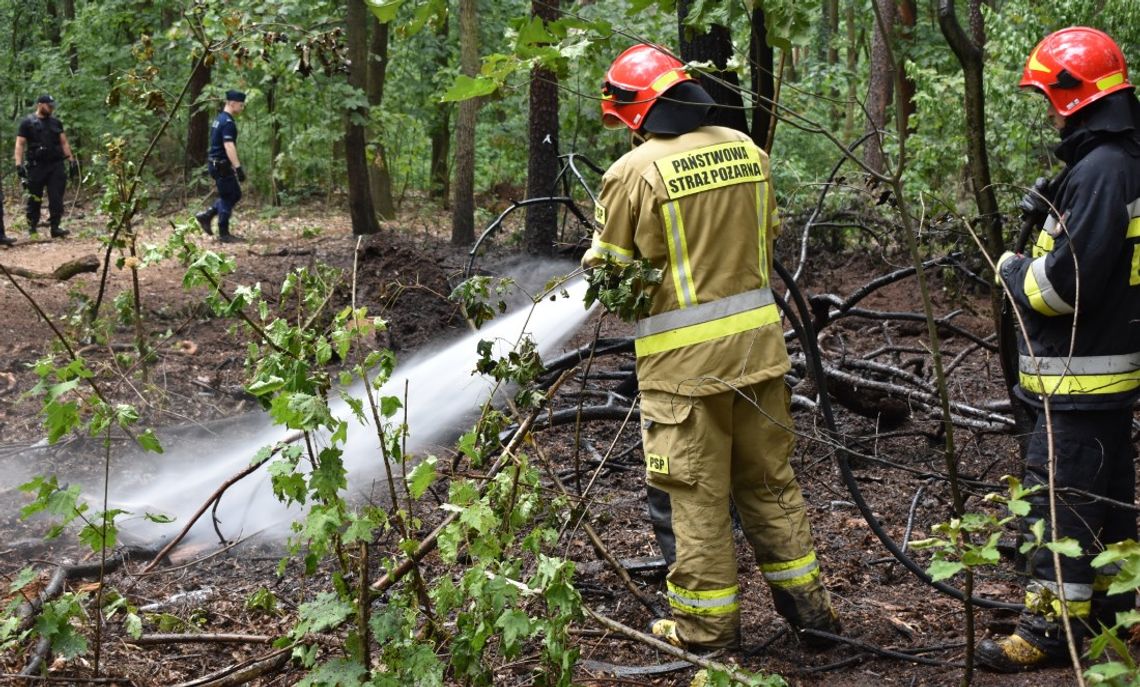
1020, 27, 1132, 117
601, 44, 703, 133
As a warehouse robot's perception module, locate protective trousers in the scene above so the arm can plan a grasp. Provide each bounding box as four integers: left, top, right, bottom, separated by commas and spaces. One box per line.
1022, 405, 1137, 637
25, 161, 66, 232
642, 377, 831, 648
210, 166, 242, 235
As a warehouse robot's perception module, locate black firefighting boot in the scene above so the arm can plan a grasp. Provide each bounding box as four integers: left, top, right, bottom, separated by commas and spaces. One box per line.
771, 580, 842, 648
50, 224, 69, 238
976, 583, 1090, 672
195, 208, 216, 235
0, 221, 14, 246
218, 232, 244, 244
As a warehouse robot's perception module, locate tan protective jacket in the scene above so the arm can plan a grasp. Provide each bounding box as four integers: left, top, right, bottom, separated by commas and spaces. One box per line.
584, 126, 788, 396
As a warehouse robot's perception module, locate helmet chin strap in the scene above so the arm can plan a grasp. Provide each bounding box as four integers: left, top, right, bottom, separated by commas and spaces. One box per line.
629, 130, 648, 148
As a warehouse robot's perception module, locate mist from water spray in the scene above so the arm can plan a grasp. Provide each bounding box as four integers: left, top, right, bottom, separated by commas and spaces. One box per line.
110, 271, 594, 545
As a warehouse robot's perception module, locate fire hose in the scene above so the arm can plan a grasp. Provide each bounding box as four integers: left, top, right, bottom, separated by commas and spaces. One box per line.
466, 163, 1024, 612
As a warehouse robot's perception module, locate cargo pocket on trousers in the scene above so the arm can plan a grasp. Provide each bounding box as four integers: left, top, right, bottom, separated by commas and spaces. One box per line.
640, 392, 699, 490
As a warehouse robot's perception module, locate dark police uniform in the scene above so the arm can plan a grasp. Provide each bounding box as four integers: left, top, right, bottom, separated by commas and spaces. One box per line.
17, 112, 68, 234
206, 110, 242, 236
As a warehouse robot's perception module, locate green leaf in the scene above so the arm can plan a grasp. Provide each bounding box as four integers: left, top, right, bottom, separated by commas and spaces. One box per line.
1045, 538, 1084, 558
496, 608, 532, 654
927, 559, 965, 582
406, 456, 438, 500
144, 512, 175, 524
440, 75, 498, 103
137, 429, 164, 454
365, 0, 403, 23
297, 658, 367, 687
517, 15, 555, 47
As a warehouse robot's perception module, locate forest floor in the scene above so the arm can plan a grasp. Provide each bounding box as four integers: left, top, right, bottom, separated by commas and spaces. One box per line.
0, 196, 1127, 686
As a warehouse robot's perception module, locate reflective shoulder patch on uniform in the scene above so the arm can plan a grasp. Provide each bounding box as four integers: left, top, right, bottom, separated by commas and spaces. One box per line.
646, 452, 670, 475
654, 141, 765, 200
594, 201, 607, 225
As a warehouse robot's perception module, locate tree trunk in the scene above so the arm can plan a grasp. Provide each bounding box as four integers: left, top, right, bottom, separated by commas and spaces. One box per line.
367, 15, 397, 219
863, 0, 897, 174
429, 19, 452, 204
677, 1, 747, 134
185, 60, 212, 175
843, 0, 859, 142
897, 0, 918, 136
749, 7, 775, 147
523, 0, 559, 256
267, 79, 281, 206
826, 0, 840, 67
451, 0, 479, 246
61, 0, 78, 73
937, 0, 1026, 446
45, 1, 61, 46
345, 0, 380, 235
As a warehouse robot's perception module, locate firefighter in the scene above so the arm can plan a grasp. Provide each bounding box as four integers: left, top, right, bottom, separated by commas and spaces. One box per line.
13, 94, 77, 239
196, 90, 247, 243
980, 27, 1140, 672
582, 44, 839, 651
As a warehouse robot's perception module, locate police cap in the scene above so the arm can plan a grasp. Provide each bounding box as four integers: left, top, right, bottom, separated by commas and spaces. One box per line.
225, 90, 247, 103
36, 94, 56, 105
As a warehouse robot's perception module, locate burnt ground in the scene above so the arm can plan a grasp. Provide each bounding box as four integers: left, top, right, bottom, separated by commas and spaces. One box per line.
0, 198, 1130, 686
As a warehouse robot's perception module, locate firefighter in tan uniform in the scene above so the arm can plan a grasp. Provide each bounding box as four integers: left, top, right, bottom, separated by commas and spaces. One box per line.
583, 44, 840, 650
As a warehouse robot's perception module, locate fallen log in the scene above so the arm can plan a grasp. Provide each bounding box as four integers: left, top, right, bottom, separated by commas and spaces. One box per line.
1, 254, 100, 281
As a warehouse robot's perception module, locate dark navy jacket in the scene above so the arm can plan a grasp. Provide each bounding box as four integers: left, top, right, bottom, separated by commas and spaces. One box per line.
999, 91, 1140, 409
208, 111, 237, 161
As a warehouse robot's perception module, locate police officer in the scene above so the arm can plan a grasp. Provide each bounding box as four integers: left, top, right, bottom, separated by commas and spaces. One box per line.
13, 94, 77, 239
980, 27, 1140, 672
196, 90, 247, 243
582, 44, 840, 651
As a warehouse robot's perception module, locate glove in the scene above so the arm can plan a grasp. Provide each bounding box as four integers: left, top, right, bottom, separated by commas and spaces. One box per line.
995, 250, 1017, 286
68, 159, 79, 180
1018, 176, 1052, 226
235, 166, 246, 183
15, 163, 26, 179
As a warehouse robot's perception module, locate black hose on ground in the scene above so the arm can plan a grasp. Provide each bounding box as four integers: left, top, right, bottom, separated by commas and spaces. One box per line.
773, 257, 1022, 611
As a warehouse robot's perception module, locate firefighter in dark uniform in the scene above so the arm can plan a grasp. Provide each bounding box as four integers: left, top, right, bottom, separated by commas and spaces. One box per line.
196, 90, 247, 243
13, 94, 77, 239
582, 44, 840, 651
979, 27, 1140, 671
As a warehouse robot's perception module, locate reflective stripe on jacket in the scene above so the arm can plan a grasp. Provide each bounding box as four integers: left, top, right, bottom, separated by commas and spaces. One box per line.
999, 97, 1140, 409
583, 126, 788, 396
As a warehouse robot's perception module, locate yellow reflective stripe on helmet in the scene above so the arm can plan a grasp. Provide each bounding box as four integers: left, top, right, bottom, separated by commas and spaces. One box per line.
760, 551, 820, 588
651, 68, 682, 94
1023, 257, 1072, 316
1028, 47, 1051, 73
634, 303, 780, 357
666, 581, 739, 616
662, 200, 697, 308
1097, 73, 1125, 91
